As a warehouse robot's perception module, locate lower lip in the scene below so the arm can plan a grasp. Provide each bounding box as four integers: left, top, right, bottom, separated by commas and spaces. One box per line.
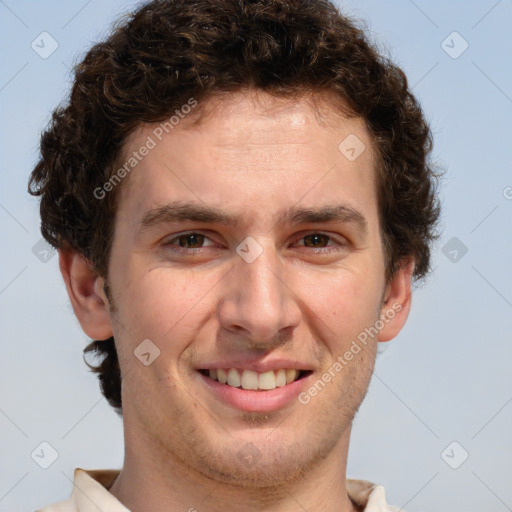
197, 371, 312, 413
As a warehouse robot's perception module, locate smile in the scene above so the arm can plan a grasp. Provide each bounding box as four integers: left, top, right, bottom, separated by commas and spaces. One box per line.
198, 368, 311, 391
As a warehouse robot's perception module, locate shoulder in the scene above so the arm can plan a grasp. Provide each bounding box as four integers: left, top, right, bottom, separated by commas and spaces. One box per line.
35, 468, 122, 512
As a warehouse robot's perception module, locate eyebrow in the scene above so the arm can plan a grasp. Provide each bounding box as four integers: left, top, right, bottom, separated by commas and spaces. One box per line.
138, 201, 367, 234
279, 205, 367, 232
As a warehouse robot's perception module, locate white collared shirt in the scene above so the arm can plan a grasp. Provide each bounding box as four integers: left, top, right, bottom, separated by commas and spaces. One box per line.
36, 468, 404, 511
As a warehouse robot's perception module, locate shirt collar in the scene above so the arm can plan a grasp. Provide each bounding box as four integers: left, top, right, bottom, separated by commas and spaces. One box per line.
72, 468, 129, 511
68, 468, 398, 512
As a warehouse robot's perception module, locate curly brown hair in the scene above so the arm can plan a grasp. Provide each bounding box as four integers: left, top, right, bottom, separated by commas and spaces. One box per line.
28, 0, 441, 414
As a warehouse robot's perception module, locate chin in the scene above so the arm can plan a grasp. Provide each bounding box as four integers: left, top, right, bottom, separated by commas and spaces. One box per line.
185, 434, 332, 489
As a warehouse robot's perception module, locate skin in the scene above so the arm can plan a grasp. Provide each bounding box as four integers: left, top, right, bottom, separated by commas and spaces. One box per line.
60, 89, 413, 512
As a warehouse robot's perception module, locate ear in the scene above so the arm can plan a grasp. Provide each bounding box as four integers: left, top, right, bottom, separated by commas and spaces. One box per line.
377, 259, 414, 342
58, 248, 113, 340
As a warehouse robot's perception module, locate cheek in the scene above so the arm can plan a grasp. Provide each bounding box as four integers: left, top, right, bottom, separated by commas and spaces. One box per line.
113, 265, 219, 347
298, 266, 383, 326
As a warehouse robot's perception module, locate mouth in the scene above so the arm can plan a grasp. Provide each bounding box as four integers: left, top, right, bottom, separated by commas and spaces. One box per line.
198, 368, 313, 391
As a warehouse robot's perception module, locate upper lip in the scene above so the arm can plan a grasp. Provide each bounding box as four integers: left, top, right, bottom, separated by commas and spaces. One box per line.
196, 359, 315, 373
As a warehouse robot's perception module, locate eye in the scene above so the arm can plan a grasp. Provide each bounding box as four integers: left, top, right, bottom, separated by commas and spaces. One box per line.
301, 233, 332, 248
164, 232, 216, 250
294, 232, 344, 251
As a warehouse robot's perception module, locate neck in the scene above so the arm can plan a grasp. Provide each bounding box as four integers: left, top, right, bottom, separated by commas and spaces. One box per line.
109, 419, 358, 512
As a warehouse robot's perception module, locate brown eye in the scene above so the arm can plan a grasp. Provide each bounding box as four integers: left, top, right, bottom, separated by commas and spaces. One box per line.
175, 233, 206, 248
303, 233, 331, 248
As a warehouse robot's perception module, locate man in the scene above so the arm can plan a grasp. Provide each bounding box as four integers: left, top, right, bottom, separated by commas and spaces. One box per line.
29, 0, 440, 510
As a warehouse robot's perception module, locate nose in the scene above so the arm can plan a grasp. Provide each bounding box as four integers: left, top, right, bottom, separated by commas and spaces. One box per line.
217, 240, 302, 349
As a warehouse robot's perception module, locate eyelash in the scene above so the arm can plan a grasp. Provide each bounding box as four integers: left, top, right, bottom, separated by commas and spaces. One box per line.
162, 231, 347, 254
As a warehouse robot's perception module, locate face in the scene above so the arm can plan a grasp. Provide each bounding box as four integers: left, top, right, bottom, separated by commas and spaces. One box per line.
100, 90, 406, 487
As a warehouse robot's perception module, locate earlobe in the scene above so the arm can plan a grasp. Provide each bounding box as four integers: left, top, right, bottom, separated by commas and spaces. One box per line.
377, 259, 414, 342
58, 248, 113, 340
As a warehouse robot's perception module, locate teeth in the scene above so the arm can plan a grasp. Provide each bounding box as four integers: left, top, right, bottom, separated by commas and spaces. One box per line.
258, 370, 276, 390
275, 369, 286, 387
217, 368, 227, 384
205, 368, 303, 390
241, 369, 259, 390
286, 369, 298, 384
227, 368, 241, 387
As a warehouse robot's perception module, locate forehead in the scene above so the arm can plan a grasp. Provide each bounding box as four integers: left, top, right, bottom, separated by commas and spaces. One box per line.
114, 89, 378, 229
186, 89, 356, 140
